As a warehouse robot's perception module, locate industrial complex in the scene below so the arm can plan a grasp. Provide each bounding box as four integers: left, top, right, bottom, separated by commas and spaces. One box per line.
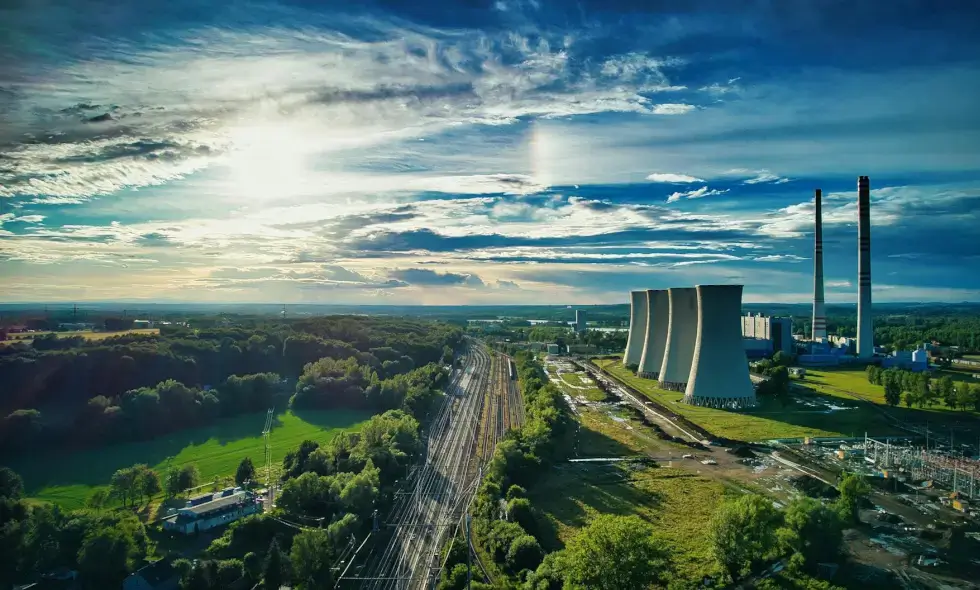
620, 176, 884, 407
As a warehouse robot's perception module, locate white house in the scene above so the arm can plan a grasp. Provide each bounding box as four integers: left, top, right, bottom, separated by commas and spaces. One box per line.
162, 489, 262, 535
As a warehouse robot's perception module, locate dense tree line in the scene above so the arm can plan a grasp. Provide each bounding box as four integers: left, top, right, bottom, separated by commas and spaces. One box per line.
0, 466, 151, 589
0, 317, 461, 454
439, 352, 576, 589
865, 366, 980, 410
711, 473, 869, 587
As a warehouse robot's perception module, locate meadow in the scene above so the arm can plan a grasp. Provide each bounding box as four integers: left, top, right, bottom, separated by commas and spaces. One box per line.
0, 328, 160, 345
595, 359, 904, 441
10, 409, 370, 509
531, 408, 729, 585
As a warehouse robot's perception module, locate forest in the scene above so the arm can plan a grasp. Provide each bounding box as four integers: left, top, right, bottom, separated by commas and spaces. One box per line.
0, 316, 462, 454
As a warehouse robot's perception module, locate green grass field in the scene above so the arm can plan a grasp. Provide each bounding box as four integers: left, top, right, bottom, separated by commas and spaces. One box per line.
0, 328, 160, 346
9, 409, 370, 509
803, 367, 980, 420
530, 407, 730, 584
595, 359, 904, 440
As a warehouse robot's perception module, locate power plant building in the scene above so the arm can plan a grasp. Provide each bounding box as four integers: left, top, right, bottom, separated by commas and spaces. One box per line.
638, 289, 669, 378
857, 176, 873, 358
741, 313, 794, 357
658, 287, 699, 391
685, 285, 757, 408
623, 291, 647, 367
575, 309, 587, 333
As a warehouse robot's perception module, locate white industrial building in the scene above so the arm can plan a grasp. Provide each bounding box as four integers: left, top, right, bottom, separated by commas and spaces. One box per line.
685, 285, 757, 408
623, 291, 648, 367
638, 289, 669, 378
741, 313, 794, 358
162, 488, 261, 535
658, 287, 699, 391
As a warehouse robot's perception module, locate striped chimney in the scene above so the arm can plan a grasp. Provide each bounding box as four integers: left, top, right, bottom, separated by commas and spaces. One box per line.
857, 176, 873, 358
812, 189, 827, 342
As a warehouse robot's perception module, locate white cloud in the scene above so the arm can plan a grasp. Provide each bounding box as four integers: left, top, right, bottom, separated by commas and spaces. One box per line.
646, 173, 704, 183
727, 168, 791, 184
1, 21, 692, 201
665, 186, 729, 203
651, 103, 697, 115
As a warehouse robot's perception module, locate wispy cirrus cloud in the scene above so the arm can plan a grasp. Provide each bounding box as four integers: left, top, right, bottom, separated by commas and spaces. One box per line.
665, 186, 729, 203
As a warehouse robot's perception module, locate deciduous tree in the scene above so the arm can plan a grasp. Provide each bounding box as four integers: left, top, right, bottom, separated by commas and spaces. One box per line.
290, 528, 333, 589
777, 497, 843, 572
710, 494, 782, 582
563, 514, 668, 590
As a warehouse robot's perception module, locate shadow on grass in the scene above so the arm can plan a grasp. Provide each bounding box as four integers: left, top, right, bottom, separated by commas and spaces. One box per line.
530, 464, 665, 551
8, 409, 369, 502
575, 420, 640, 458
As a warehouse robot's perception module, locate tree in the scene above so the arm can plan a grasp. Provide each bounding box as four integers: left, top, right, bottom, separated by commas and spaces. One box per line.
243, 551, 262, 582
290, 528, 333, 588
179, 464, 201, 493
506, 534, 544, 573
263, 538, 287, 589
710, 494, 782, 582
903, 391, 915, 408
955, 383, 976, 411
110, 466, 140, 507
506, 497, 535, 534
77, 526, 139, 587
0, 466, 24, 499
563, 514, 668, 590
835, 473, 871, 525
777, 498, 843, 573
138, 466, 162, 503
236, 457, 257, 487
505, 484, 527, 501
884, 378, 902, 407
86, 488, 111, 510
939, 376, 957, 408
525, 550, 567, 590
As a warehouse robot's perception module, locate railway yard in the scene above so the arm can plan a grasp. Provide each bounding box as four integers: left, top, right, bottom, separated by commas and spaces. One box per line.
348, 341, 523, 589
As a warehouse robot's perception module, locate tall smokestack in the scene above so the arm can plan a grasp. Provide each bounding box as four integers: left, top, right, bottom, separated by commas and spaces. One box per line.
812, 189, 827, 342
857, 176, 873, 358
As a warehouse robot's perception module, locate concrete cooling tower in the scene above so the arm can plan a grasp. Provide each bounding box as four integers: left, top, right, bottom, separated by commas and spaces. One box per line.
658, 287, 698, 391
684, 284, 756, 409
623, 291, 648, 367
638, 289, 669, 378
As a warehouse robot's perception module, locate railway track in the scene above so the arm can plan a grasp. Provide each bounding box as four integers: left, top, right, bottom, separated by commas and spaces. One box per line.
355, 341, 492, 589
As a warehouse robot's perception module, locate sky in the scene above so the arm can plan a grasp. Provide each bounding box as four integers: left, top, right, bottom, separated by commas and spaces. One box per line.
1, 0, 979, 305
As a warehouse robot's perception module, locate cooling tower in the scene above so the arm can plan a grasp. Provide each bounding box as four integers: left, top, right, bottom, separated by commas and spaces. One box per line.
638, 289, 669, 378
684, 284, 756, 408
658, 287, 698, 391
623, 291, 648, 367
812, 189, 827, 342
857, 176, 873, 358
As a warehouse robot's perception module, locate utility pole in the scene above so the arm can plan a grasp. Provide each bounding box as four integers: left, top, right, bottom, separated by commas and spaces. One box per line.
466, 514, 472, 590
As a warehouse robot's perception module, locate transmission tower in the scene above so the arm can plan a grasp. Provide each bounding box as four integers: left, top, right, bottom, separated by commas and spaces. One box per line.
262, 407, 275, 505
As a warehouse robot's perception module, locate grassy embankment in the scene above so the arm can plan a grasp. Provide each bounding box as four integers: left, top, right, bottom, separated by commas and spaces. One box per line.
10, 409, 370, 509
594, 358, 906, 441
530, 407, 728, 585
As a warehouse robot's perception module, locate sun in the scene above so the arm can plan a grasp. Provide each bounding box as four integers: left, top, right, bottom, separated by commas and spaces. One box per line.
225, 122, 317, 202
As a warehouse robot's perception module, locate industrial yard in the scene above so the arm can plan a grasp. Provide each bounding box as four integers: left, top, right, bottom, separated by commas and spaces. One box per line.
544, 353, 980, 588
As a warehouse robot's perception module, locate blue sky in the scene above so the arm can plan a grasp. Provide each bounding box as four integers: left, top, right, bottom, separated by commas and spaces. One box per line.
1, 0, 979, 304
